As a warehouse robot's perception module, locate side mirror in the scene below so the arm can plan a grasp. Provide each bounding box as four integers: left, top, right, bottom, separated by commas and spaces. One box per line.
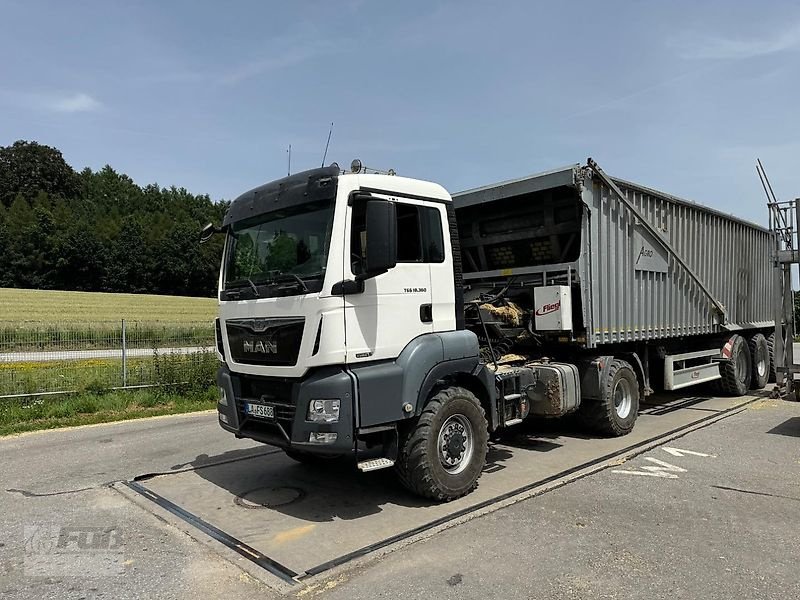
199, 223, 218, 244
363, 199, 397, 278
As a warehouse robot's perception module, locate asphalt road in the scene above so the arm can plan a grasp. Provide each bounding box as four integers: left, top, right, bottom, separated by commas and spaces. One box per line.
0, 346, 214, 364
1, 397, 799, 599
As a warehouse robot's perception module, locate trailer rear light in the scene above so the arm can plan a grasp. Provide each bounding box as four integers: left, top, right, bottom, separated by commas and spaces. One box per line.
307, 399, 340, 423
309, 432, 338, 444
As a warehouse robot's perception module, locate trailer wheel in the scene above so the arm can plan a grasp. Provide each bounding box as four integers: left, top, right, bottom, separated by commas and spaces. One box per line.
767, 332, 777, 383
578, 359, 639, 437
719, 334, 751, 396
395, 386, 488, 501
747, 333, 769, 390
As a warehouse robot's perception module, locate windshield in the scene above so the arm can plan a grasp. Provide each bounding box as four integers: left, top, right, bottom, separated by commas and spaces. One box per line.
224, 199, 334, 294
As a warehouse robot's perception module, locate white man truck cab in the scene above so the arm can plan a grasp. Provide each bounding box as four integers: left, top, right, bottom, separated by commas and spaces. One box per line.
209, 160, 773, 501
214, 165, 496, 501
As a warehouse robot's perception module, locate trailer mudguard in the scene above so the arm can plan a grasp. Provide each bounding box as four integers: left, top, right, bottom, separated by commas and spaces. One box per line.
577, 356, 614, 401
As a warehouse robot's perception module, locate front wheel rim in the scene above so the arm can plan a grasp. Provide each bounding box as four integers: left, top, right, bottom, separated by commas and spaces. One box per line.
438, 414, 474, 475
613, 378, 633, 419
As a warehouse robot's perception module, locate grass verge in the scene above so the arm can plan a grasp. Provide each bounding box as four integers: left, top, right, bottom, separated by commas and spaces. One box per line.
1, 350, 219, 397
0, 386, 217, 436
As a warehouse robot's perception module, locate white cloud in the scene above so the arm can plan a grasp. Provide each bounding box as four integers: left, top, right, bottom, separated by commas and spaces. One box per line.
0, 90, 103, 113
220, 45, 329, 85
673, 22, 800, 59
48, 92, 102, 112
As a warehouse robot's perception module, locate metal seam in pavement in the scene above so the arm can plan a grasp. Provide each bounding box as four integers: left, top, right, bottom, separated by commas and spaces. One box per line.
122, 480, 299, 585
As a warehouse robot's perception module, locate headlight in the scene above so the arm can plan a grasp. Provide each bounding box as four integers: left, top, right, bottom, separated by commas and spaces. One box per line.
218, 387, 228, 406
307, 399, 340, 423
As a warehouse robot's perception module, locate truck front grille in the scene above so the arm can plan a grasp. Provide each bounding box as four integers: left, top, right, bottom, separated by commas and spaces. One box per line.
226, 317, 305, 366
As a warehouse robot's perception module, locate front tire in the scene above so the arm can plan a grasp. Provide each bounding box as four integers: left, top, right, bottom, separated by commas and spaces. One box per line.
395, 386, 489, 501
747, 333, 769, 390
578, 359, 639, 437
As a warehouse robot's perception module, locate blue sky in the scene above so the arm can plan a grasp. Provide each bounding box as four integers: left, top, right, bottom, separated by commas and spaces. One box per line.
1, 0, 798, 225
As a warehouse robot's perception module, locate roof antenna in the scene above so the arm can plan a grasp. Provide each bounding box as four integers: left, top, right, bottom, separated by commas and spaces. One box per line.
287, 143, 292, 176
321, 122, 334, 167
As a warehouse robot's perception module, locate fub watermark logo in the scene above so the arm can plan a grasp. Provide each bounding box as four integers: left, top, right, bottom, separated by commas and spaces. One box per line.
24, 524, 125, 577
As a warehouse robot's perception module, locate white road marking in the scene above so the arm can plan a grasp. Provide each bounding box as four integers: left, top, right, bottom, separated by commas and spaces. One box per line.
662, 446, 716, 458
611, 469, 679, 479
612, 457, 688, 479
642, 457, 687, 473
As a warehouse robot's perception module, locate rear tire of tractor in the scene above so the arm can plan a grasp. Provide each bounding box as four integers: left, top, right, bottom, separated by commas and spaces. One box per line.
747, 333, 769, 390
767, 332, 777, 383
395, 386, 488, 502
578, 359, 639, 437
719, 334, 751, 396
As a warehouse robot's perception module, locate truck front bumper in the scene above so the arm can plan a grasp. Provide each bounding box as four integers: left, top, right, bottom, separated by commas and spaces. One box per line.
216, 364, 356, 455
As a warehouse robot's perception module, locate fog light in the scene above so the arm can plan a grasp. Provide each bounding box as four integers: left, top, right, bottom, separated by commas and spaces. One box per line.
307, 399, 340, 423
308, 432, 337, 444
218, 387, 228, 406
219, 413, 229, 424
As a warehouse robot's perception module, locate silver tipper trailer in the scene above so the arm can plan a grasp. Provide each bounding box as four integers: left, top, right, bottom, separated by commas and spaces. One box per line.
455, 159, 775, 399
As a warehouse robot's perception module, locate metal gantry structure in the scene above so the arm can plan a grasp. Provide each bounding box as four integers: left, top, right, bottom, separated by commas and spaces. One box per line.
760, 159, 800, 401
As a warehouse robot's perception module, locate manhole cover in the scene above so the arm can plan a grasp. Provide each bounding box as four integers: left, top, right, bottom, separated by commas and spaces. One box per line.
234, 486, 305, 509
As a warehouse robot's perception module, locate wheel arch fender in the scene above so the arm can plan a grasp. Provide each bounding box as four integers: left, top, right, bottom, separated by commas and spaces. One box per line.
420, 366, 498, 431
577, 355, 614, 401
617, 352, 647, 396
352, 330, 486, 428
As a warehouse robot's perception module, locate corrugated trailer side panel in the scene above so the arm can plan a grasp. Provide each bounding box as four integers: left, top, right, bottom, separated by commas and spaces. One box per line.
583, 175, 774, 347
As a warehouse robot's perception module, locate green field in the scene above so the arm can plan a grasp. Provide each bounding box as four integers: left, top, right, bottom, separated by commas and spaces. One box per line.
0, 288, 216, 353
0, 288, 217, 324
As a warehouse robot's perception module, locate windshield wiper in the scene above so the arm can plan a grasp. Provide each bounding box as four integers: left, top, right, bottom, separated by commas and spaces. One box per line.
245, 277, 261, 297
227, 278, 261, 297
271, 273, 309, 292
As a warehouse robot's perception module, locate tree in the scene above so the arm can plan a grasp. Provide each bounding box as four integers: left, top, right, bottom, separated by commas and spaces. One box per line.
0, 203, 9, 287
4, 195, 41, 287
53, 228, 107, 291
0, 140, 227, 296
0, 141, 80, 207
104, 216, 150, 293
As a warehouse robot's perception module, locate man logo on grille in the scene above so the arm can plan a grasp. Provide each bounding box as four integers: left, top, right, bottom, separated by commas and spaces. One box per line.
243, 339, 278, 354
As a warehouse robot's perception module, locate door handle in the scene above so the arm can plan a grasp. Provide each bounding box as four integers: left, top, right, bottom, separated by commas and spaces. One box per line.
419, 303, 433, 323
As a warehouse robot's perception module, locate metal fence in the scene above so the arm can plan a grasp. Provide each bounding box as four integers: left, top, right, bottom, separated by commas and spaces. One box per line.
0, 321, 216, 398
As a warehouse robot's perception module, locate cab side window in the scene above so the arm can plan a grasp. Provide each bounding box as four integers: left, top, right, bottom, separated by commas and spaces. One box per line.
397, 203, 423, 261
350, 199, 445, 274
350, 200, 367, 275
397, 203, 445, 263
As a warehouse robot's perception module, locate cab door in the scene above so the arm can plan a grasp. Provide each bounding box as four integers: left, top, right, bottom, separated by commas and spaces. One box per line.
343, 194, 440, 364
